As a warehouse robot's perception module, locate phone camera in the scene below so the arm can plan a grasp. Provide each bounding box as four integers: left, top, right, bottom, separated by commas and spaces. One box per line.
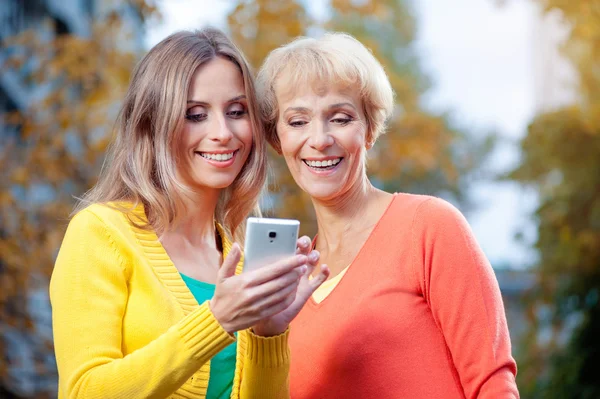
268, 231, 277, 238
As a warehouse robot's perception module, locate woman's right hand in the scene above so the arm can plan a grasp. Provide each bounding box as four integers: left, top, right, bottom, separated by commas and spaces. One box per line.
209, 243, 307, 334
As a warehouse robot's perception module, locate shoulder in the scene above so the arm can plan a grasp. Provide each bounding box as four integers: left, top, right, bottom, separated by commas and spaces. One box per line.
388, 193, 465, 225
64, 202, 142, 256
413, 195, 465, 224
58, 202, 140, 274
52, 205, 134, 299
401, 195, 479, 257
387, 193, 471, 240
70, 201, 138, 232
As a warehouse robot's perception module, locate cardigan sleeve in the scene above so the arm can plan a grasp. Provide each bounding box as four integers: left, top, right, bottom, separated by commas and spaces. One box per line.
412, 198, 519, 399
50, 209, 235, 398
237, 328, 290, 399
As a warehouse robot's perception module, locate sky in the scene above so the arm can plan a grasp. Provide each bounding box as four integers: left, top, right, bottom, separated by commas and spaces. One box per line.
146, 0, 544, 268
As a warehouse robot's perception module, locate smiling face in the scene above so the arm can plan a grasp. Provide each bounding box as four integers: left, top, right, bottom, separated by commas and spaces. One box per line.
275, 80, 369, 202
179, 56, 253, 192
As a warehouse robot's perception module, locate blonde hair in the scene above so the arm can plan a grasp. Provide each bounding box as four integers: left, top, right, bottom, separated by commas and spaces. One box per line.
74, 28, 267, 242
256, 32, 394, 153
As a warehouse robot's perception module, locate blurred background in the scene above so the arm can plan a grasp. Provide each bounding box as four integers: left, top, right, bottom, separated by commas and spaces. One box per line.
1, 0, 599, 397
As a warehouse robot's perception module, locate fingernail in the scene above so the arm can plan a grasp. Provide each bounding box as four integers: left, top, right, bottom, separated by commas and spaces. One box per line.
300, 265, 308, 274
309, 251, 319, 262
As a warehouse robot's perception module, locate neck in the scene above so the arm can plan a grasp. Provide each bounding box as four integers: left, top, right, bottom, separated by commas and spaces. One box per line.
164, 187, 221, 246
312, 173, 378, 251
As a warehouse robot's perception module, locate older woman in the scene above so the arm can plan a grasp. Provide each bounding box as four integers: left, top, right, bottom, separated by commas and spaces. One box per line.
257, 33, 519, 398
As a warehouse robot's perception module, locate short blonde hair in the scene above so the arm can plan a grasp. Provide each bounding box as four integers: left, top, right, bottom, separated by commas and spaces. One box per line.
74, 28, 266, 242
256, 32, 394, 152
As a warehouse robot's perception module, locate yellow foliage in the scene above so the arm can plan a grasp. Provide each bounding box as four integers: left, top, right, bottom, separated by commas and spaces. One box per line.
0, 5, 157, 387
11, 167, 29, 184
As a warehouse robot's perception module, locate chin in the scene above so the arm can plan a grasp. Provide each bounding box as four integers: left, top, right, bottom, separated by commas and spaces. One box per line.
193, 176, 238, 190
302, 184, 344, 201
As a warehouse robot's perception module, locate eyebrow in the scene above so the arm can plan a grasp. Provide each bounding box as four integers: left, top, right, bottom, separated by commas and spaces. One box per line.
283, 102, 357, 114
186, 94, 247, 105
283, 106, 311, 113
328, 102, 357, 111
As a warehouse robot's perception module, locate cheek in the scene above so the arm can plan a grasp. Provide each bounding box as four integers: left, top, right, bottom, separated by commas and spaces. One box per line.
175, 128, 193, 162
346, 125, 367, 151
277, 126, 300, 155
180, 126, 192, 147
279, 140, 300, 169
279, 137, 293, 156
235, 119, 253, 147
181, 124, 203, 149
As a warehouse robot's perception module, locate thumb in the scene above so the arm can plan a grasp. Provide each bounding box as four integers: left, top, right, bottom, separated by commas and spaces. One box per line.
308, 264, 330, 291
296, 265, 330, 303
218, 243, 241, 282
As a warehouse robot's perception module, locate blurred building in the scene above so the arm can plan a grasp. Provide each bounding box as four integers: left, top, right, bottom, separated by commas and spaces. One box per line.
0, 1, 144, 397
0, 0, 144, 135
495, 267, 536, 349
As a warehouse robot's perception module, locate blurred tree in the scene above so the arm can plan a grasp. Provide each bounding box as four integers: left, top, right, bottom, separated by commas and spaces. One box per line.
227, 0, 494, 236
0, 1, 157, 396
509, 1, 600, 397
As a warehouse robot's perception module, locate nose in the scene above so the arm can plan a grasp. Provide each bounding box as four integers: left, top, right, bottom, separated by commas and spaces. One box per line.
208, 113, 233, 144
307, 122, 334, 151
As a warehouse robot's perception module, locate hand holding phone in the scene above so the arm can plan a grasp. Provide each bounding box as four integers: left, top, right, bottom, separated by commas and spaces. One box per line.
210, 243, 308, 334
210, 217, 330, 337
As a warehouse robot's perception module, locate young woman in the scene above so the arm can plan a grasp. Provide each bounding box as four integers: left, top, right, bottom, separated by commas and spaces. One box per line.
50, 28, 327, 399
257, 32, 519, 398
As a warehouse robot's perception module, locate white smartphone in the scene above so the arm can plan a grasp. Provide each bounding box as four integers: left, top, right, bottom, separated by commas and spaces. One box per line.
243, 217, 300, 273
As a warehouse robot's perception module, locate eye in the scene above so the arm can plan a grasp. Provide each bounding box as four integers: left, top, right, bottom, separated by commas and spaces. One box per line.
185, 113, 207, 123
331, 113, 353, 125
331, 118, 351, 124
288, 119, 308, 127
185, 105, 207, 123
226, 104, 247, 119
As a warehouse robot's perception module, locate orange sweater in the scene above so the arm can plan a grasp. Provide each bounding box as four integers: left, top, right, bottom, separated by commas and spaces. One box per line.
289, 194, 519, 398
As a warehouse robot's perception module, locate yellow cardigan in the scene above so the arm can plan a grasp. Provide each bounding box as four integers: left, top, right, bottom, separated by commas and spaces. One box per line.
50, 203, 290, 398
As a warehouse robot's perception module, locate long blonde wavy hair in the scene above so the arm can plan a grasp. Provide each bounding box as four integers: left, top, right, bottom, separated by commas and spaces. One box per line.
74, 28, 267, 242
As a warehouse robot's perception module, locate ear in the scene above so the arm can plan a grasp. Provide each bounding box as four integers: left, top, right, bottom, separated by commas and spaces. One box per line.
365, 141, 374, 150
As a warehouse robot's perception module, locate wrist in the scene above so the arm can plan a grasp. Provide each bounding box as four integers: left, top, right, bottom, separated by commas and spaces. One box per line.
209, 299, 235, 335
252, 322, 288, 337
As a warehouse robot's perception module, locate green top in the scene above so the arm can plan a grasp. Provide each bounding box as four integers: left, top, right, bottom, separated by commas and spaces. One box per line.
180, 273, 237, 399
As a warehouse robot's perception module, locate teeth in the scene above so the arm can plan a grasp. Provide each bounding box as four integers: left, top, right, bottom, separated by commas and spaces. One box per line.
304, 158, 341, 168
199, 152, 234, 161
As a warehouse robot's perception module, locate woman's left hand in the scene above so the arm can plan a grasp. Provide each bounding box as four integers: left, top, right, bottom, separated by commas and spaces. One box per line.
252, 236, 329, 336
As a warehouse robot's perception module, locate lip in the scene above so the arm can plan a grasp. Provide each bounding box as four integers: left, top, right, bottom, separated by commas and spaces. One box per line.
302, 156, 343, 161
302, 157, 343, 176
196, 149, 239, 168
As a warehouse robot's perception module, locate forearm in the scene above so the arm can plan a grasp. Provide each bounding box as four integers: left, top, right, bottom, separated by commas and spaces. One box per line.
55, 303, 234, 398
